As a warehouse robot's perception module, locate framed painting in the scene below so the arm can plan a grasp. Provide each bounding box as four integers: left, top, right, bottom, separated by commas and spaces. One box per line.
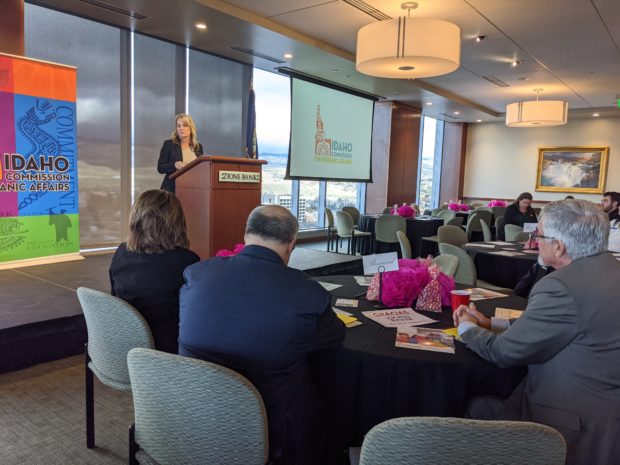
536, 146, 609, 194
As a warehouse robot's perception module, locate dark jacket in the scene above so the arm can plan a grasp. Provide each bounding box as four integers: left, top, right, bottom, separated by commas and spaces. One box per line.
503, 203, 538, 229
109, 243, 199, 353
157, 139, 204, 193
178, 245, 345, 465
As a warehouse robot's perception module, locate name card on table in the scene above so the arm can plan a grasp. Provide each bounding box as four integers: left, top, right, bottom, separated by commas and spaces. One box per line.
218, 170, 261, 183
523, 222, 538, 233
362, 252, 399, 274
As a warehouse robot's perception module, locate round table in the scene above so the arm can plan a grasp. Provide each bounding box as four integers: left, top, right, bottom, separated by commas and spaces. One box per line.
359, 215, 444, 257
312, 275, 527, 450
463, 242, 539, 289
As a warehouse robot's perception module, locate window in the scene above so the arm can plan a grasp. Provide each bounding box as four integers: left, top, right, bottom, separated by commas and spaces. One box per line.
417, 116, 444, 212
298, 181, 320, 228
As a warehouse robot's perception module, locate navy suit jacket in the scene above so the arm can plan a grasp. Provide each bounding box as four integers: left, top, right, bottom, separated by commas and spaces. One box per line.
179, 245, 345, 465
157, 139, 203, 193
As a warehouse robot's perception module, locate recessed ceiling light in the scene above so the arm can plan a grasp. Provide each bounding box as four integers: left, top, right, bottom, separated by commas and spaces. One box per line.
283, 53, 293, 59
454, 111, 460, 115
476, 119, 482, 122
517, 77, 529, 81
592, 113, 600, 117
195, 23, 207, 30
345, 75, 351, 78
511, 59, 523, 67
475, 35, 486, 43
426, 102, 433, 106
332, 69, 339, 72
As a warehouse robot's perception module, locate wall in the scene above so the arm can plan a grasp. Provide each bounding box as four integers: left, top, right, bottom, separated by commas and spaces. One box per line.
464, 117, 620, 203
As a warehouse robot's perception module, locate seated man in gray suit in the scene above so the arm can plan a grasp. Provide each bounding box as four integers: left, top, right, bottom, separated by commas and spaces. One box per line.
453, 199, 620, 465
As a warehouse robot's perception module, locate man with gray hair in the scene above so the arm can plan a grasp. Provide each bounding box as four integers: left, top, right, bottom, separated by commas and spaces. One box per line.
453, 200, 619, 465
179, 205, 345, 465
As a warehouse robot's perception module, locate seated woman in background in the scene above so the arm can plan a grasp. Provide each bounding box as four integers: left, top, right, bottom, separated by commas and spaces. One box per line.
609, 206, 620, 252
109, 189, 199, 353
500, 192, 538, 240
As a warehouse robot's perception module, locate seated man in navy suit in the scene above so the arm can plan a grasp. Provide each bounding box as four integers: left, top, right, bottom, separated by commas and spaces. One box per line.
179, 205, 345, 465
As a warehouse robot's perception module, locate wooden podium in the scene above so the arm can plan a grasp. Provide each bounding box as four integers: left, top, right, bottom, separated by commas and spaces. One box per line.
170, 155, 267, 259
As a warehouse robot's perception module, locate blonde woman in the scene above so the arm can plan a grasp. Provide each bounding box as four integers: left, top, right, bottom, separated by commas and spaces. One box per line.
157, 113, 204, 193
109, 189, 200, 353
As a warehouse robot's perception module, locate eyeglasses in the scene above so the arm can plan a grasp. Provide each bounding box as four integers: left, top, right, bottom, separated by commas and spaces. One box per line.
531, 231, 556, 241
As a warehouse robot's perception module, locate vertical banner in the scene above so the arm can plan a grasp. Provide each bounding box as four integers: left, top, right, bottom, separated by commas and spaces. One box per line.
0, 53, 79, 264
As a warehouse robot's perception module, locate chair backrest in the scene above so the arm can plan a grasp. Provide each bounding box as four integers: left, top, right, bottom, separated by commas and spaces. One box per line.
128, 348, 268, 465
533, 207, 542, 215
396, 230, 412, 259
375, 214, 406, 243
359, 417, 566, 465
505, 224, 524, 241
432, 254, 458, 277
342, 206, 360, 225
77, 287, 153, 388
335, 210, 355, 236
412, 204, 420, 215
382, 207, 393, 214
324, 207, 335, 229
470, 201, 484, 208
437, 225, 468, 248
514, 231, 531, 242
438, 243, 477, 286
474, 206, 492, 213
491, 206, 507, 218
495, 215, 505, 240
480, 218, 492, 242
466, 210, 492, 236
445, 216, 464, 227
437, 209, 456, 224
430, 208, 443, 217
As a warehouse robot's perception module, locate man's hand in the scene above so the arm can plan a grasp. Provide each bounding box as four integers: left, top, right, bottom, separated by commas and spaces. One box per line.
453, 303, 492, 330
175, 161, 186, 170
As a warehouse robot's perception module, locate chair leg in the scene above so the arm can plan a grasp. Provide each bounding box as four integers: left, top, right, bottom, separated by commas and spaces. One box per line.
85, 343, 95, 449
336, 235, 340, 253
326, 229, 331, 251
129, 424, 139, 465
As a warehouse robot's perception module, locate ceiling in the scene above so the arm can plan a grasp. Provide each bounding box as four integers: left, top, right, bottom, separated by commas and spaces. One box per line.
30, 0, 620, 123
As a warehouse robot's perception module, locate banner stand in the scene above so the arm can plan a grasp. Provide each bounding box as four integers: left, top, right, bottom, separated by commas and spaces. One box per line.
0, 252, 83, 271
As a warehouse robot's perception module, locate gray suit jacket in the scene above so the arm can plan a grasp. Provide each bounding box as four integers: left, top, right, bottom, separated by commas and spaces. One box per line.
462, 252, 620, 465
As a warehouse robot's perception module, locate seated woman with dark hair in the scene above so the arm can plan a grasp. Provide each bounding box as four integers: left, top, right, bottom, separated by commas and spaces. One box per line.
500, 192, 538, 240
109, 189, 199, 353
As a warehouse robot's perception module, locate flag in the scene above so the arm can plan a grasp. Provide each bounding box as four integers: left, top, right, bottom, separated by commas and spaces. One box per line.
246, 77, 258, 159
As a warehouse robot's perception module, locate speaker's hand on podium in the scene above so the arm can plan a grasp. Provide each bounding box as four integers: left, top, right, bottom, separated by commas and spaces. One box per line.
175, 161, 187, 170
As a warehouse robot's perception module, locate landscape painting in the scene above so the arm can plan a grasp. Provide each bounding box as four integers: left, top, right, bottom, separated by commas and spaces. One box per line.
536, 147, 609, 194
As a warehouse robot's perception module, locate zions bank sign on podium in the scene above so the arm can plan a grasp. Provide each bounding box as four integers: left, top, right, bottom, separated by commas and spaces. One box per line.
0, 53, 79, 266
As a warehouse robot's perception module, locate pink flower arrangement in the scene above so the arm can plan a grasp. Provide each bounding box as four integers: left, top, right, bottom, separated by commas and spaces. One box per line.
391, 204, 415, 218
487, 200, 507, 207
215, 243, 245, 257
448, 202, 470, 212
366, 258, 455, 308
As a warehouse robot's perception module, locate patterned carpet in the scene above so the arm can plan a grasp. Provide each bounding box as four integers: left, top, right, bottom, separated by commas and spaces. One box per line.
0, 356, 133, 465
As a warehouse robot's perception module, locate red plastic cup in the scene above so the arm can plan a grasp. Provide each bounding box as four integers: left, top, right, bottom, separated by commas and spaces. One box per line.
451, 290, 471, 313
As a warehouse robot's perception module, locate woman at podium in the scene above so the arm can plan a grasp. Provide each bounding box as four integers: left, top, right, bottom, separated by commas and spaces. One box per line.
157, 113, 204, 193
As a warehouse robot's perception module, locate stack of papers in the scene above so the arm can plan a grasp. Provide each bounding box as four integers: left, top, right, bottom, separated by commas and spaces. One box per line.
488, 241, 514, 246
395, 327, 455, 354
495, 308, 524, 319
318, 281, 342, 291
335, 298, 358, 308
464, 243, 495, 248
490, 251, 524, 257
354, 276, 373, 286
332, 308, 362, 328
361, 308, 437, 327
463, 288, 507, 301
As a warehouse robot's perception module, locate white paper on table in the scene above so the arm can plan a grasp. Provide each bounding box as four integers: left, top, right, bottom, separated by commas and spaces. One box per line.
318, 281, 342, 291
362, 308, 438, 328
464, 242, 495, 248
332, 307, 353, 317
362, 252, 399, 274
465, 288, 507, 301
495, 307, 524, 319
522, 249, 540, 254
354, 276, 373, 286
523, 223, 538, 233
490, 251, 525, 257
488, 241, 515, 246
335, 298, 358, 308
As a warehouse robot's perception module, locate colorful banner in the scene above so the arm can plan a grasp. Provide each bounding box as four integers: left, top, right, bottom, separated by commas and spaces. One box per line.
0, 53, 78, 263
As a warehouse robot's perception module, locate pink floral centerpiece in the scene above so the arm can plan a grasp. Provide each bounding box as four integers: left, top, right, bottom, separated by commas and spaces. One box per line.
391, 204, 415, 218
215, 243, 245, 257
366, 257, 455, 308
448, 201, 470, 212
487, 200, 507, 207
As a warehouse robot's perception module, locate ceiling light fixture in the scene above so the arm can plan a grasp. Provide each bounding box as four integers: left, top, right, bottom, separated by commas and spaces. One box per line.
283, 53, 293, 59
195, 23, 207, 30
356, 2, 460, 79
476, 119, 482, 122
511, 59, 523, 67
426, 102, 433, 106
592, 113, 600, 117
454, 111, 460, 115
506, 88, 568, 127
475, 35, 486, 43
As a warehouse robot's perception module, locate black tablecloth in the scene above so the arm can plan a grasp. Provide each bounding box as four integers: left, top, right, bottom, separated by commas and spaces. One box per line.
311, 275, 527, 450
358, 215, 444, 257
463, 242, 539, 289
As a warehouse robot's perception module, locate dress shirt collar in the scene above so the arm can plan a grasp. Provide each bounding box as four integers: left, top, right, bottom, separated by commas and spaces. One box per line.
238, 244, 285, 265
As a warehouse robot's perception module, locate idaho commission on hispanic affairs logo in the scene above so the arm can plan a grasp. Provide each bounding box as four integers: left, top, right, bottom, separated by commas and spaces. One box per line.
313, 105, 353, 165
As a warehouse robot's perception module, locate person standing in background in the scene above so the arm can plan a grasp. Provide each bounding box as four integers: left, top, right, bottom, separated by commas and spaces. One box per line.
157, 113, 203, 193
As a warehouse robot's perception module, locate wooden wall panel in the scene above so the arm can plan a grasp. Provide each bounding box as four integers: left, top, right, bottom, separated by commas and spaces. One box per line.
439, 122, 468, 203
0, 0, 24, 56
387, 103, 421, 206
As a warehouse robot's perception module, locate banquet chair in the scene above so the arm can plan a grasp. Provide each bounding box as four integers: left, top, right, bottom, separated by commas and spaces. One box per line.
438, 243, 511, 292
422, 224, 467, 249
382, 207, 393, 214
445, 216, 464, 227
432, 254, 458, 277
480, 218, 492, 242
342, 206, 361, 226
396, 230, 412, 259
495, 215, 505, 240
473, 206, 492, 213
505, 224, 524, 241
514, 231, 531, 242
375, 214, 406, 254
437, 209, 456, 224
335, 211, 372, 255
470, 201, 484, 208
465, 211, 492, 240
430, 208, 443, 217
356, 417, 566, 465
76, 287, 154, 450
491, 206, 507, 219
324, 207, 336, 252
127, 348, 268, 465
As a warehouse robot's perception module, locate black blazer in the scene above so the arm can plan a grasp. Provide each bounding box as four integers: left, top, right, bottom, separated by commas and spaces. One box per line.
157, 139, 204, 193
109, 243, 200, 353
